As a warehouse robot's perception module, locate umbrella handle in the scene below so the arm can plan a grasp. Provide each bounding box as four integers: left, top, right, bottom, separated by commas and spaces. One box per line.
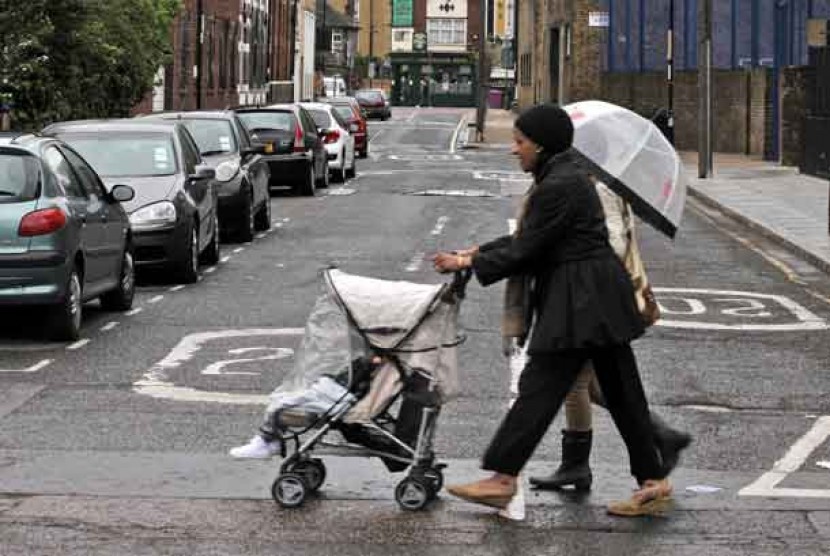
448, 268, 473, 300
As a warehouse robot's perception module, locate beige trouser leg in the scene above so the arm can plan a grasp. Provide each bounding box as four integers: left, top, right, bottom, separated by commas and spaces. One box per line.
564, 363, 607, 431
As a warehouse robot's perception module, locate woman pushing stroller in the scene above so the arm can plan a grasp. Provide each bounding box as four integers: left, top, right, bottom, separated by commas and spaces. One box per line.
432, 103, 687, 517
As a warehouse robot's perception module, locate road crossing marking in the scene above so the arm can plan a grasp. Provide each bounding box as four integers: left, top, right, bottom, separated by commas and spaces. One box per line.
0, 359, 53, 373
66, 339, 90, 350
126, 307, 143, 316
431, 216, 449, 236
405, 252, 425, 272
147, 295, 164, 304
169, 285, 186, 292
100, 321, 120, 332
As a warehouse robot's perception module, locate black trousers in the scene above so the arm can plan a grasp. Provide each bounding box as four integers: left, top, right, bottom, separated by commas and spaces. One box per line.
482, 344, 665, 483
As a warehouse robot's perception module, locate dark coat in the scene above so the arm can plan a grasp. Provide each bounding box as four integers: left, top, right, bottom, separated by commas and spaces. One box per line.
472, 150, 645, 353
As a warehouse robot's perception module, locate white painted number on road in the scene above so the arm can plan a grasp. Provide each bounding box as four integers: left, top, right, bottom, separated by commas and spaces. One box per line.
654, 288, 828, 331
201, 347, 294, 376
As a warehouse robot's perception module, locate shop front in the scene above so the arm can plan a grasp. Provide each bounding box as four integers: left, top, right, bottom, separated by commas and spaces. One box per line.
390, 52, 478, 107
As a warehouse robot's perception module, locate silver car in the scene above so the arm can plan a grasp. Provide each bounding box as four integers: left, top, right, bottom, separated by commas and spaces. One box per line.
0, 134, 135, 340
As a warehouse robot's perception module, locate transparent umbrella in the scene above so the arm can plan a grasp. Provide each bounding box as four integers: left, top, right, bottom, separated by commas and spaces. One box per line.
563, 100, 686, 238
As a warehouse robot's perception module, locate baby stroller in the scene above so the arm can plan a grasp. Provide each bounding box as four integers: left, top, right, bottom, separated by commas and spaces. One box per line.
267, 268, 470, 511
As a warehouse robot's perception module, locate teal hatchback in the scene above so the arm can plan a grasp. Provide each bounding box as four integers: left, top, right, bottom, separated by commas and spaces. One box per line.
0, 134, 136, 340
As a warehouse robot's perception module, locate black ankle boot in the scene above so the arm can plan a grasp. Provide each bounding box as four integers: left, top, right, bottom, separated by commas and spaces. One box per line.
530, 430, 593, 491
651, 412, 692, 475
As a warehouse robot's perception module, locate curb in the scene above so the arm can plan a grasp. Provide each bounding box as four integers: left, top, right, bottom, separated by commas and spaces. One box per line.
688, 185, 830, 276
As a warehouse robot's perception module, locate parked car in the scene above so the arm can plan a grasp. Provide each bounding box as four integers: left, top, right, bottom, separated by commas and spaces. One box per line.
319, 96, 368, 158
233, 104, 328, 196
355, 89, 391, 120
44, 119, 220, 284
299, 102, 356, 183
0, 133, 136, 340
140, 111, 271, 241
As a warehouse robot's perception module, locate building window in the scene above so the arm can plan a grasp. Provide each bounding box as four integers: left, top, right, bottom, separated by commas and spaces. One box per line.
426, 18, 466, 47
393, 30, 409, 42
331, 31, 343, 54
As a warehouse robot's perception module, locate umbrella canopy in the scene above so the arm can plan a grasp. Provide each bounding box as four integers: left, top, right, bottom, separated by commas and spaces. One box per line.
563, 100, 686, 238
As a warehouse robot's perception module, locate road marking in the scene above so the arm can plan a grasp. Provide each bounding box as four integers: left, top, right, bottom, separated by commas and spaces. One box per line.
740, 416, 830, 498
430, 216, 449, 236
147, 295, 164, 304
406, 107, 420, 123
0, 359, 53, 373
405, 252, 425, 272
450, 116, 466, 154
220, 256, 231, 264
126, 307, 143, 316
204, 267, 217, 274
256, 233, 266, 240
201, 347, 294, 375
369, 129, 385, 143
653, 288, 828, 331
67, 339, 90, 350
133, 328, 304, 404
169, 285, 186, 292
232, 247, 244, 254
100, 321, 120, 332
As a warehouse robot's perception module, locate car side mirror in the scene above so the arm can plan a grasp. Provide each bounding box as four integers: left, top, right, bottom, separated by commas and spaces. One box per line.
109, 184, 135, 203
189, 164, 216, 181
242, 144, 269, 157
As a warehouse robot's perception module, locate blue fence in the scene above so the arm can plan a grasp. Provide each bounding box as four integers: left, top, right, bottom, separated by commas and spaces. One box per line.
599, 0, 830, 73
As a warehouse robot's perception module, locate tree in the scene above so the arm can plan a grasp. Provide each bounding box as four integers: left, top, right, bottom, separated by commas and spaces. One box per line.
0, 0, 181, 130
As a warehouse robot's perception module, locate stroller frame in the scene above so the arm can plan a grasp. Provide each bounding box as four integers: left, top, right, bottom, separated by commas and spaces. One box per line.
271, 270, 470, 511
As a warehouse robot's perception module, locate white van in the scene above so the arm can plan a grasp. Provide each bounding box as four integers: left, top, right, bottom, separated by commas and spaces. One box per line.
324, 76, 347, 98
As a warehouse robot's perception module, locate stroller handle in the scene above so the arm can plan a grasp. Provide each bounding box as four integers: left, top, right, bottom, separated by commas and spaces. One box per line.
447, 268, 473, 300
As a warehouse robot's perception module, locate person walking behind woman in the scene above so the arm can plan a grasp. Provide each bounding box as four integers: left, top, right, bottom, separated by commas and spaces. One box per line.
529, 180, 691, 492
432, 103, 672, 516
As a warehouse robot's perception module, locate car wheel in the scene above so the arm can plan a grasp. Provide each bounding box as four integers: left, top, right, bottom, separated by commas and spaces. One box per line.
359, 148, 368, 159
49, 266, 83, 341
200, 211, 221, 265
100, 247, 135, 311
315, 160, 329, 189
297, 162, 316, 196
345, 152, 356, 179
334, 152, 347, 183
175, 224, 199, 284
254, 195, 272, 231
238, 188, 256, 242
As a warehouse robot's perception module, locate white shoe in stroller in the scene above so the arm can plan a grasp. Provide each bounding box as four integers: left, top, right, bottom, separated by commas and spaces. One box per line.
229, 436, 281, 459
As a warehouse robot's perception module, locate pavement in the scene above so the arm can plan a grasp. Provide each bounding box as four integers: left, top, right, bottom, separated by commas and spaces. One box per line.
474, 108, 830, 273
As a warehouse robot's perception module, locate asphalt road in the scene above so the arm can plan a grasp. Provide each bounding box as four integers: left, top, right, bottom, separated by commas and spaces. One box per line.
2, 107, 830, 555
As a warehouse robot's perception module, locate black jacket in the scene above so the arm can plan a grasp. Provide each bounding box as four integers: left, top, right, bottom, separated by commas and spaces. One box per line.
472, 150, 645, 353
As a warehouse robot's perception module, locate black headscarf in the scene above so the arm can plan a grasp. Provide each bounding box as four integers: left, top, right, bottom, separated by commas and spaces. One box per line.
514, 103, 574, 176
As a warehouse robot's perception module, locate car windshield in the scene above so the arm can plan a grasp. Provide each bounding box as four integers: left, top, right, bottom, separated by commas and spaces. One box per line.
307, 109, 332, 129
55, 133, 178, 177
332, 106, 354, 120
356, 91, 383, 102
0, 151, 40, 202
179, 119, 238, 155
237, 111, 295, 132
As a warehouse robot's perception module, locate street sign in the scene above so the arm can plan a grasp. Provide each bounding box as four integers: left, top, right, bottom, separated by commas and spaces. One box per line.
588, 11, 609, 28
392, 0, 413, 27
413, 32, 428, 52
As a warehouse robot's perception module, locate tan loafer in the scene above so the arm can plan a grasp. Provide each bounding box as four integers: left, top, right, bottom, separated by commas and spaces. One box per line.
607, 479, 673, 517
446, 479, 517, 510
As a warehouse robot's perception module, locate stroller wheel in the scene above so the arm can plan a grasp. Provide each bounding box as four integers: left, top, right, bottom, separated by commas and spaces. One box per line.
395, 477, 431, 511
288, 459, 327, 492
423, 467, 444, 499
272, 473, 308, 508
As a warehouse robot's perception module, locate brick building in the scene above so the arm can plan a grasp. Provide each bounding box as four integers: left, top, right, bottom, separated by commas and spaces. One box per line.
386, 0, 484, 107
515, 0, 830, 161
136, 0, 297, 113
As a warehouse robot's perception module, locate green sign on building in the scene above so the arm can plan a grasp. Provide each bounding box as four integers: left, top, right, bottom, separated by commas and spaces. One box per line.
392, 0, 412, 27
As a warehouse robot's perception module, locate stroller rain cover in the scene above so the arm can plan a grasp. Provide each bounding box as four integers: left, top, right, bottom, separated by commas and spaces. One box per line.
266, 269, 462, 421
